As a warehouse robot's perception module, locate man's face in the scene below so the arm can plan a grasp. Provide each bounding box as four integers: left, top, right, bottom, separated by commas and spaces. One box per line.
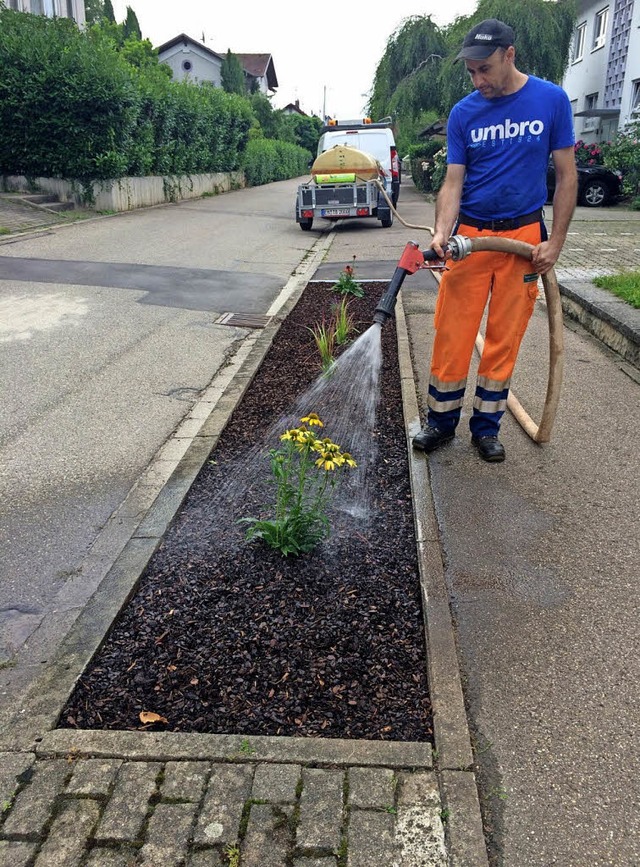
465, 47, 513, 99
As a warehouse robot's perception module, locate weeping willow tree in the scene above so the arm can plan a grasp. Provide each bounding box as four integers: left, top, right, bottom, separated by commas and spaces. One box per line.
369, 0, 576, 150
369, 16, 446, 154
440, 0, 577, 111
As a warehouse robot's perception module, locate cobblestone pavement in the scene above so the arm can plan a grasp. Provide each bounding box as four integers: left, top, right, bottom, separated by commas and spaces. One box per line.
0, 194, 69, 234
0, 744, 448, 866
554, 210, 640, 280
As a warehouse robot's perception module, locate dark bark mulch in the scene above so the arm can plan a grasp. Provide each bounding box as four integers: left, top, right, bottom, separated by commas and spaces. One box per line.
60, 284, 432, 742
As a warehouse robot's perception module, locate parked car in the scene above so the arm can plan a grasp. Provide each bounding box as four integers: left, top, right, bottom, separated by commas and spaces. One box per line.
547, 161, 623, 207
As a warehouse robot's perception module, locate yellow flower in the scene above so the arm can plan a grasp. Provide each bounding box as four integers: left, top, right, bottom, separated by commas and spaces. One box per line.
316, 456, 337, 471
280, 428, 297, 442
300, 413, 324, 427
342, 452, 357, 467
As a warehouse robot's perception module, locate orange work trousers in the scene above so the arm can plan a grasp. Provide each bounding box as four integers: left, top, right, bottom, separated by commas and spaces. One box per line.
427, 220, 544, 438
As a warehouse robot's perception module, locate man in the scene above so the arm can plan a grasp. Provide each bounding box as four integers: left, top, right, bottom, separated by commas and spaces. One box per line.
413, 18, 577, 462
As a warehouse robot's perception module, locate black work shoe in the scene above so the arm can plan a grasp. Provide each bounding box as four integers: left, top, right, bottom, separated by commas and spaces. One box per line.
412, 424, 455, 453
472, 435, 506, 463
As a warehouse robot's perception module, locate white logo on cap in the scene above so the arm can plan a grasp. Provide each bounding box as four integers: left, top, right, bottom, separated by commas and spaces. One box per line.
475, 34, 493, 40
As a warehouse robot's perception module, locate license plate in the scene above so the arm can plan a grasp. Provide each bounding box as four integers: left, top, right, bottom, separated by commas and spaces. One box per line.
321, 208, 350, 217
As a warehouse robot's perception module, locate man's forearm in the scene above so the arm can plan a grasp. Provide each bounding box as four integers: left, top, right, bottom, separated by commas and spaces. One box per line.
549, 175, 578, 252
434, 178, 463, 240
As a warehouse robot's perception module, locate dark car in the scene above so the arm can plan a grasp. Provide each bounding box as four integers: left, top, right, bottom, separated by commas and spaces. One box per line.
547, 161, 623, 207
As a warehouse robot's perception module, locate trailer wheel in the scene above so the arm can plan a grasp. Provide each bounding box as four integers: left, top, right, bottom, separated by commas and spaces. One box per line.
380, 215, 393, 228
299, 218, 313, 231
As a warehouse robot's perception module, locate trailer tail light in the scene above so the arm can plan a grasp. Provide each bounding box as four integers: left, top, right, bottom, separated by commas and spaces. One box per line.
390, 147, 400, 181
302, 210, 313, 218
357, 208, 369, 216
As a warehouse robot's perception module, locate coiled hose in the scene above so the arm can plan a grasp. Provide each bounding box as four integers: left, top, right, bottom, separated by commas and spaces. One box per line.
374, 180, 564, 443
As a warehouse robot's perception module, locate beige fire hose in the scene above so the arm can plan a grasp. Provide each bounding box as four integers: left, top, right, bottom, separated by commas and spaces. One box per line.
374, 179, 564, 443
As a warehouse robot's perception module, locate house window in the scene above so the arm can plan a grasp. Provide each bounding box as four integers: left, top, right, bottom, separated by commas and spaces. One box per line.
632, 80, 640, 117
66, 0, 74, 17
182, 60, 193, 72
592, 7, 608, 50
572, 22, 586, 62
583, 93, 600, 133
7, 0, 21, 9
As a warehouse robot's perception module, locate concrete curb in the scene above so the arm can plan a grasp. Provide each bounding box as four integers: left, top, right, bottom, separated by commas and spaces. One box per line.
558, 278, 640, 368
34, 729, 432, 769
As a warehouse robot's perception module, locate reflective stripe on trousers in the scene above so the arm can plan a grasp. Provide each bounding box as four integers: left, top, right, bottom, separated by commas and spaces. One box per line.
427, 220, 544, 437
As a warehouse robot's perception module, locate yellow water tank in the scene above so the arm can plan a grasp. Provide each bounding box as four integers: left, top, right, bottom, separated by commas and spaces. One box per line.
311, 145, 382, 181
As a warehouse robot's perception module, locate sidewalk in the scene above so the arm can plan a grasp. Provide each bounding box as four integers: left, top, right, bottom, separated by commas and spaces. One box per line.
0, 193, 70, 234
0, 190, 639, 866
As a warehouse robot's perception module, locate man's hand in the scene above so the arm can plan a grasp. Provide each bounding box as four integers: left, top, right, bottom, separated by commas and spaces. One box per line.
531, 239, 563, 275
430, 231, 449, 259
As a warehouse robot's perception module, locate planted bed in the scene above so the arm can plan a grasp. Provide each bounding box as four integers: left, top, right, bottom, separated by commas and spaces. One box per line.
60, 284, 432, 742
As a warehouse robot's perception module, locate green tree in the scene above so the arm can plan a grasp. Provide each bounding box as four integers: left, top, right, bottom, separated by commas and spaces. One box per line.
221, 50, 246, 95
123, 5, 142, 41
84, 0, 105, 25
285, 113, 322, 153
439, 0, 576, 110
369, 16, 445, 124
120, 35, 170, 76
103, 0, 116, 23
368, 0, 576, 151
248, 91, 284, 139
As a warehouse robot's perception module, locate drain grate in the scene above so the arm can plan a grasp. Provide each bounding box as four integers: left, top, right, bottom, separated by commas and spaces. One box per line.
215, 312, 271, 329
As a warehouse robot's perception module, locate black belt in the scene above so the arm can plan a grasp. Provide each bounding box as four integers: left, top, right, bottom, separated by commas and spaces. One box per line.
458, 208, 543, 231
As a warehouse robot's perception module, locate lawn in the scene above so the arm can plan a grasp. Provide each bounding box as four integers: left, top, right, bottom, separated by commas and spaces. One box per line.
593, 270, 640, 308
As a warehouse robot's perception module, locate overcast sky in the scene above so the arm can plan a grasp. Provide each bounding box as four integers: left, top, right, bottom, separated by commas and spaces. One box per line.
111, 0, 478, 118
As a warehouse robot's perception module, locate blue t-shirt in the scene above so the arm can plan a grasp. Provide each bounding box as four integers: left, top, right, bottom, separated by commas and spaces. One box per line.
447, 75, 575, 220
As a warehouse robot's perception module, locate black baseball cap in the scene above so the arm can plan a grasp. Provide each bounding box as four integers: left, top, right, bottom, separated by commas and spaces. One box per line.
455, 19, 515, 62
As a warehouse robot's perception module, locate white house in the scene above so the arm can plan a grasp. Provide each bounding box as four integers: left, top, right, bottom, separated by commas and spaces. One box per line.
235, 53, 278, 96
281, 99, 308, 117
156, 34, 278, 96
562, 0, 640, 143
156, 34, 224, 87
3, 0, 85, 25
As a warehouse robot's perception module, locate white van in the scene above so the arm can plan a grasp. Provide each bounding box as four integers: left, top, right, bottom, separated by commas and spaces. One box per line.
316, 118, 401, 206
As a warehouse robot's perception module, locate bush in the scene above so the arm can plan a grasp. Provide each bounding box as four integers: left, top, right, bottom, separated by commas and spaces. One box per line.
0, 11, 139, 180
242, 138, 311, 186
430, 145, 448, 193
574, 139, 603, 166
600, 122, 640, 199
407, 140, 446, 192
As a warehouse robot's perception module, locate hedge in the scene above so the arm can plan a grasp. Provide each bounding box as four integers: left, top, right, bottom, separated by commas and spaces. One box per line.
0, 9, 254, 182
242, 138, 311, 186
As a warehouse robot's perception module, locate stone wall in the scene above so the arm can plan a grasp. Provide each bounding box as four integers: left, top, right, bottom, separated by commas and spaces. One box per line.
1, 171, 246, 212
